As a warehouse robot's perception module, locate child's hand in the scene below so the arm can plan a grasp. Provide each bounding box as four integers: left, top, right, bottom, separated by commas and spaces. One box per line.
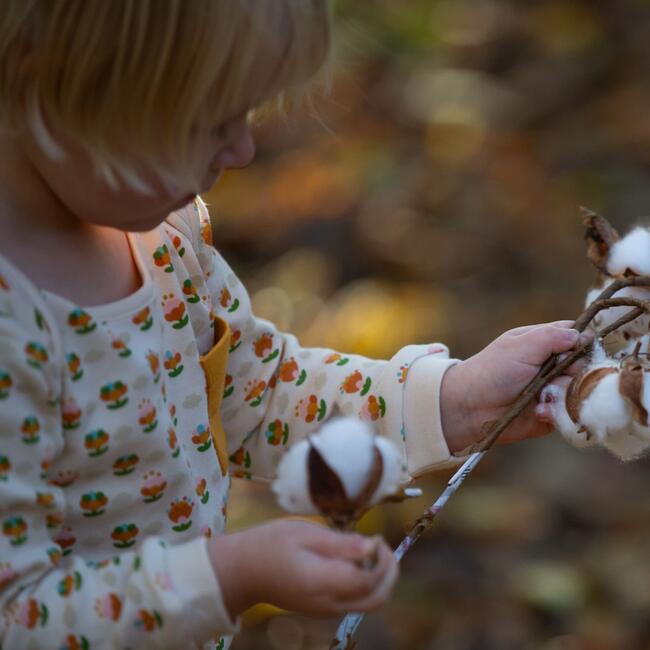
440, 321, 588, 453
209, 519, 398, 620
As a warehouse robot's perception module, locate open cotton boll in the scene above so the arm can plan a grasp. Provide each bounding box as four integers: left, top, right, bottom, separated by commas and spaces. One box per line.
272, 439, 317, 515
586, 283, 650, 340
579, 372, 630, 444
607, 227, 650, 277
540, 383, 593, 449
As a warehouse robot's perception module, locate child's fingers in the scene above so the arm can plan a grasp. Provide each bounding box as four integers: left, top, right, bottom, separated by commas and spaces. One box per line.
304, 527, 377, 563
515, 325, 584, 365
506, 320, 575, 337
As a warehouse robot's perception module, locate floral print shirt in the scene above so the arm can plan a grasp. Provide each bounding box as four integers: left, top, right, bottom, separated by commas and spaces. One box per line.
0, 198, 457, 649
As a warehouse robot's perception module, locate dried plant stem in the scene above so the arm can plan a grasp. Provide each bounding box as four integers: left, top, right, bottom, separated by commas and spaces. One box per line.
331, 276, 650, 650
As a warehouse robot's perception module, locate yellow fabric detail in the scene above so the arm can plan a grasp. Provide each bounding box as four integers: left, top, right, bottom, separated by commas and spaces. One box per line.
199, 316, 231, 475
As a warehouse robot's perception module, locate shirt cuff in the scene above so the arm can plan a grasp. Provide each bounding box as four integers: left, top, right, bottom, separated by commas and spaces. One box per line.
402, 355, 463, 477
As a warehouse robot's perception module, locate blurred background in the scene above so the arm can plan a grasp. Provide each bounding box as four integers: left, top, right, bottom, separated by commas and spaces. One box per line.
206, 1, 650, 648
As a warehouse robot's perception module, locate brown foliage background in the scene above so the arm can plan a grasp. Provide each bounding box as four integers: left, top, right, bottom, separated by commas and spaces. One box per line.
207, 1, 650, 648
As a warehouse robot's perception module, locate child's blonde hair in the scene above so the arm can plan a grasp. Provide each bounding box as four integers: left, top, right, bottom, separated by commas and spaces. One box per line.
0, 0, 331, 192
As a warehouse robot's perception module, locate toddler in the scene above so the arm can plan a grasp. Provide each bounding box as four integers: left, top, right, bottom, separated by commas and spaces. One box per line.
0, 2, 584, 648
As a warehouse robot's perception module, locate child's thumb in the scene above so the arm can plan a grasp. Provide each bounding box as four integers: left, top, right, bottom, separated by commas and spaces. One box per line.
517, 324, 586, 366
310, 530, 380, 562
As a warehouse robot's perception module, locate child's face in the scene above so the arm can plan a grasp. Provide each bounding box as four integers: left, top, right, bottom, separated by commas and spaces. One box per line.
23, 113, 255, 232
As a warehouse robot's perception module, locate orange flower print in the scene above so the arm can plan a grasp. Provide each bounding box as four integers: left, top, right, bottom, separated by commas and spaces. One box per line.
201, 218, 212, 245
113, 453, 139, 476
132, 306, 153, 331
167, 428, 180, 458
0, 454, 10, 481
278, 357, 307, 386
244, 379, 266, 407
35, 491, 55, 509
141, 471, 167, 503
95, 593, 123, 621
67, 308, 96, 334
135, 608, 163, 631
84, 429, 110, 457
57, 571, 83, 597
66, 353, 83, 381
168, 497, 193, 532
100, 381, 128, 409
182, 278, 200, 303
219, 286, 239, 313
46, 512, 63, 529
53, 526, 76, 555
138, 399, 158, 433
146, 350, 161, 383
229, 446, 251, 468
340, 370, 372, 396
163, 350, 184, 378
79, 491, 108, 517
169, 232, 185, 257
229, 328, 242, 352
25, 341, 48, 368
397, 364, 409, 384
0, 562, 18, 589
168, 402, 178, 426
3, 516, 27, 546
295, 395, 327, 423
162, 293, 189, 330
324, 352, 349, 366
47, 546, 62, 565
62, 397, 82, 429
265, 420, 289, 446
21, 416, 40, 444
191, 424, 212, 452
253, 333, 279, 363
59, 635, 90, 650
153, 244, 174, 272
223, 374, 234, 399
195, 477, 210, 504
49, 470, 78, 488
111, 334, 132, 358
360, 395, 387, 421
15, 598, 48, 628
111, 523, 139, 549
0, 370, 12, 399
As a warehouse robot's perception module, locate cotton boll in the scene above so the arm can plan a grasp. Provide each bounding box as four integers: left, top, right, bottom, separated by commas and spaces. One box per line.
272, 439, 317, 515
607, 227, 650, 277
370, 436, 409, 506
540, 383, 593, 449
579, 372, 630, 444
586, 283, 650, 340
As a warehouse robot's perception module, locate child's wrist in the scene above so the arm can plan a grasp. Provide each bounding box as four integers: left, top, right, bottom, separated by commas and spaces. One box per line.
440, 362, 481, 453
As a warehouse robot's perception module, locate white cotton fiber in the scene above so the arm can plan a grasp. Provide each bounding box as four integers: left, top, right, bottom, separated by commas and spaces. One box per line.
607, 227, 650, 277
579, 372, 630, 444
272, 439, 316, 514
540, 383, 591, 449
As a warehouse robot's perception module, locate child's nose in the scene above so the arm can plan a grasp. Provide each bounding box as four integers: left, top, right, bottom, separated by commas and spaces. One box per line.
217, 118, 255, 170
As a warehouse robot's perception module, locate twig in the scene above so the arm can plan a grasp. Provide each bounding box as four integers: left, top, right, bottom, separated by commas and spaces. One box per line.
330, 277, 650, 650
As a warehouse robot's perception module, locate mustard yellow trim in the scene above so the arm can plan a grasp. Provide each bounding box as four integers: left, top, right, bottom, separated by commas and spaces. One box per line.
199, 316, 231, 475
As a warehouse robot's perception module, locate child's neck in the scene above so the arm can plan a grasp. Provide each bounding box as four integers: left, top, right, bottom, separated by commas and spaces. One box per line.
0, 134, 143, 306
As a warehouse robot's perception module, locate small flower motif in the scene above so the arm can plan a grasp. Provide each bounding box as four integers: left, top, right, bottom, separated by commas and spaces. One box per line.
61, 398, 82, 429
253, 333, 279, 363
111, 523, 139, 549
95, 593, 123, 621
35, 491, 56, 509
265, 420, 289, 446
229, 446, 251, 468
52, 526, 76, 555
153, 244, 173, 272
49, 470, 78, 488
195, 478, 210, 504
66, 353, 84, 381
278, 357, 307, 385
162, 293, 189, 330
16, 598, 48, 628
244, 379, 267, 407
360, 395, 387, 421
0, 562, 18, 589
132, 306, 153, 331
67, 309, 96, 334
0, 454, 10, 480
191, 424, 212, 452
135, 608, 163, 631
100, 381, 129, 409
79, 491, 108, 517
223, 374, 234, 399
324, 352, 349, 366
168, 403, 178, 426
84, 429, 110, 457
201, 218, 212, 244
295, 395, 327, 423
25, 341, 48, 368
3, 516, 27, 545
168, 497, 194, 532
167, 428, 180, 458
111, 335, 132, 358
59, 634, 90, 650
163, 350, 184, 378
182, 278, 200, 303
21, 416, 40, 444
146, 350, 161, 383
46, 512, 63, 529
229, 329, 242, 352
0, 370, 12, 399
57, 571, 83, 597
169, 232, 185, 257
113, 453, 139, 476
340, 370, 372, 396
141, 471, 167, 503
397, 364, 409, 384
138, 399, 158, 433
219, 287, 240, 313
47, 546, 62, 565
